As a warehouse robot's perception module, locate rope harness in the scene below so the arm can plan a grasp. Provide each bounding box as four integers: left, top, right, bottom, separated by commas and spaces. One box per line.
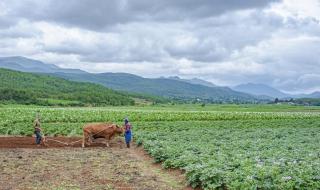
45, 138, 82, 146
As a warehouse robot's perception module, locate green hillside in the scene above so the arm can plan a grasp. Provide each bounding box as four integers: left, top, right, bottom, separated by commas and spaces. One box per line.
53, 72, 259, 103
1, 57, 261, 103
0, 68, 135, 106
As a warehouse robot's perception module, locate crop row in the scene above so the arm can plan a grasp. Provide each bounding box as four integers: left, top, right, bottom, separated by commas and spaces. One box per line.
1, 107, 320, 125
1, 107, 319, 136
134, 120, 320, 190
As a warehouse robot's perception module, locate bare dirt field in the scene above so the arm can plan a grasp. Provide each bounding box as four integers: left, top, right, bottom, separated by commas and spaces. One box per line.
0, 137, 191, 190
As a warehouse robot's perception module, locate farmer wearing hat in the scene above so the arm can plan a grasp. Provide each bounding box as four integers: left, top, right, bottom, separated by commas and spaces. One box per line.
124, 118, 132, 148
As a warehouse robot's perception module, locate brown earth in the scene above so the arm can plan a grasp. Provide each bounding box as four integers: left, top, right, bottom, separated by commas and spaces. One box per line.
0, 137, 193, 190
0, 136, 111, 148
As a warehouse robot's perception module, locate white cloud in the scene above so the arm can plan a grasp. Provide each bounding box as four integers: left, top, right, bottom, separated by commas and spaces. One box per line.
270, 0, 320, 20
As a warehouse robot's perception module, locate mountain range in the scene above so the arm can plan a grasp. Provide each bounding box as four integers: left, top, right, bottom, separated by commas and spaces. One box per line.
232, 83, 288, 99
233, 83, 320, 99
167, 76, 217, 87
1, 56, 319, 101
52, 72, 257, 103
0, 56, 85, 74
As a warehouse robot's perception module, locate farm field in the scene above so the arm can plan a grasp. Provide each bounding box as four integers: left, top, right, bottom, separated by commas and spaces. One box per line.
0, 137, 186, 190
0, 105, 320, 189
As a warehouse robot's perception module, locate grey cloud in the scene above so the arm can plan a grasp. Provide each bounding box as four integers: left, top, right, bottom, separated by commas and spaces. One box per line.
3, 0, 279, 30
164, 10, 284, 62
0, 21, 41, 38
67, 10, 284, 63
0, 17, 13, 29
79, 39, 168, 63
43, 41, 94, 56
127, 0, 279, 20
164, 37, 228, 62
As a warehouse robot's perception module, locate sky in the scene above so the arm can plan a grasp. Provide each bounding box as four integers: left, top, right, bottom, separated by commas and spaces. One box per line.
0, 0, 320, 94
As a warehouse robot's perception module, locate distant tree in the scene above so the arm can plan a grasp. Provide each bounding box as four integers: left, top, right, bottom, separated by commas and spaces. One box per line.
274, 98, 279, 104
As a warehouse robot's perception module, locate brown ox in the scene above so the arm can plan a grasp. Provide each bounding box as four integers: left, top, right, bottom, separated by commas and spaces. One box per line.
82, 123, 124, 148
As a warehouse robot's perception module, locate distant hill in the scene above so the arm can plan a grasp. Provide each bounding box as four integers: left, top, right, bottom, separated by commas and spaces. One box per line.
0, 68, 134, 106
0, 56, 278, 103
293, 98, 320, 106
167, 76, 216, 87
52, 72, 258, 103
0, 56, 85, 74
0, 57, 308, 103
232, 83, 289, 98
295, 91, 320, 99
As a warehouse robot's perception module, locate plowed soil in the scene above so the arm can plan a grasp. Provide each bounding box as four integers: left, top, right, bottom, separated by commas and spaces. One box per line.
0, 136, 191, 190
0, 136, 114, 148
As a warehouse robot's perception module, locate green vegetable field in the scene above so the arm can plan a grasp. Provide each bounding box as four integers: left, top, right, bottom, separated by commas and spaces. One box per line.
0, 105, 320, 189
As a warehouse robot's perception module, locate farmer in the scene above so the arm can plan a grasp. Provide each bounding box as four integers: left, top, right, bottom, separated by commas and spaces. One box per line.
33, 116, 43, 146
124, 118, 132, 148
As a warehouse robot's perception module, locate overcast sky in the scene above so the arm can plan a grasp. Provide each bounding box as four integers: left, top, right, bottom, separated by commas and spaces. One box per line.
0, 0, 320, 93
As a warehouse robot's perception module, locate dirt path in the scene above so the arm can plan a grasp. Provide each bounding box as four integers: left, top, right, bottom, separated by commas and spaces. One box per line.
0, 137, 191, 190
